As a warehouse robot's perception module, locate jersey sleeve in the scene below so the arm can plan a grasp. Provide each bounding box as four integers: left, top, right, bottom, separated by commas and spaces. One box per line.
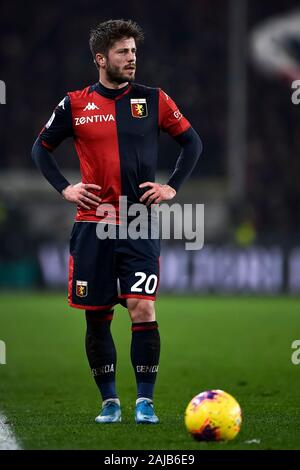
39, 95, 73, 151
158, 89, 191, 137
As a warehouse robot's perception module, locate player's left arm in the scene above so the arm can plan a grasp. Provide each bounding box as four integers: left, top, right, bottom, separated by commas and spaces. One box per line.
139, 89, 203, 206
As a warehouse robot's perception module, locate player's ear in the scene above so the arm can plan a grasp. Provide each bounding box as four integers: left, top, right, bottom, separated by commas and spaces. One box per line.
95, 53, 106, 68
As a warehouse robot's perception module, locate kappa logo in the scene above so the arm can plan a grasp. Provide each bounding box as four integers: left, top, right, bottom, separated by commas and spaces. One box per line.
130, 98, 148, 118
58, 97, 66, 109
76, 280, 88, 297
45, 97, 66, 129
84, 102, 99, 111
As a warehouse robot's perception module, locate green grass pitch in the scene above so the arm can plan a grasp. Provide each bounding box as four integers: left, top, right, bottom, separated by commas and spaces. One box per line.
0, 293, 299, 450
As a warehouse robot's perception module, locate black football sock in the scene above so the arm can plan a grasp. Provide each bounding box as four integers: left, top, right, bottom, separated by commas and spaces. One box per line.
130, 321, 160, 400
85, 309, 118, 401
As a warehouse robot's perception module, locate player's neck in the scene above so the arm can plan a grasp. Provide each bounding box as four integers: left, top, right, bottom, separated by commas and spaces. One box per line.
99, 77, 129, 90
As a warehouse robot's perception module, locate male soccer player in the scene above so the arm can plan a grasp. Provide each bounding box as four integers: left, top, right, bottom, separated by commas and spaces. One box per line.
32, 19, 202, 424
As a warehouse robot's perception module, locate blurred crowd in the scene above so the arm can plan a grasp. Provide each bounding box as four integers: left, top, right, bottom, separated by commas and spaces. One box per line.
248, 0, 300, 238
0, 0, 227, 176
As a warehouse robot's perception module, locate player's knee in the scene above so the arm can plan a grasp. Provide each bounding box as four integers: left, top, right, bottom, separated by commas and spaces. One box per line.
128, 299, 155, 323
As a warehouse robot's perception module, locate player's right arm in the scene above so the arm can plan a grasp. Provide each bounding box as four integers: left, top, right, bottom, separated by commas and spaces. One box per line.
32, 96, 101, 210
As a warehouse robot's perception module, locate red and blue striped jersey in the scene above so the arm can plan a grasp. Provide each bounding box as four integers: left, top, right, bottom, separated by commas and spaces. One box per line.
39, 82, 191, 222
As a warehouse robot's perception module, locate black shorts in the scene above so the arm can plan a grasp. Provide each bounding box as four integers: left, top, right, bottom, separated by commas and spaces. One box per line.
68, 222, 160, 310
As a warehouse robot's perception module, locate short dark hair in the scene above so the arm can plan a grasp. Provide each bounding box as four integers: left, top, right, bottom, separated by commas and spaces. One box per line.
89, 19, 144, 60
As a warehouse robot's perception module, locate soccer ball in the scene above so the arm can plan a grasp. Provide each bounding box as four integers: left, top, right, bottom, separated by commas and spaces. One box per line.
184, 389, 242, 441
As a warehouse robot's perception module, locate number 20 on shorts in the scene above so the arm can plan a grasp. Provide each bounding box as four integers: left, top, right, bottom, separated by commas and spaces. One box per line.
131, 272, 158, 294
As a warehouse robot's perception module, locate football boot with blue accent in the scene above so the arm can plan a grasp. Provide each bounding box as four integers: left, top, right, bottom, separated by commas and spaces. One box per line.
135, 398, 159, 424
95, 398, 121, 423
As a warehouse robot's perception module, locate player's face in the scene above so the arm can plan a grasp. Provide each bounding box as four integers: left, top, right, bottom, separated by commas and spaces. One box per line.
105, 37, 137, 84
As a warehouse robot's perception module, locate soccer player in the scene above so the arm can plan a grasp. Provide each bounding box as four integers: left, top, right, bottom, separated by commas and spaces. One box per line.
32, 19, 202, 424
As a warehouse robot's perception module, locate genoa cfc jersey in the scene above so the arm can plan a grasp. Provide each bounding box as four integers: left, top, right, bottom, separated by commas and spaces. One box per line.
39, 82, 191, 222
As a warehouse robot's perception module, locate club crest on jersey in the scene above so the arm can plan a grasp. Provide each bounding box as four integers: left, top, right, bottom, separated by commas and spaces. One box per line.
76, 280, 88, 298
130, 98, 148, 118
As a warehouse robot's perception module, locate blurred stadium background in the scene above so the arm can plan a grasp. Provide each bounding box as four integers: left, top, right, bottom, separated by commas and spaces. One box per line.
1, 0, 300, 451
1, 0, 300, 294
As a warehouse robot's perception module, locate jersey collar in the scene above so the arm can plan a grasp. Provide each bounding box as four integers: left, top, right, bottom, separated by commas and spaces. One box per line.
90, 81, 132, 100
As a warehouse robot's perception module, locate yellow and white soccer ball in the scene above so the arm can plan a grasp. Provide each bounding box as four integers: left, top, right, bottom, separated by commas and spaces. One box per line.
184, 389, 242, 441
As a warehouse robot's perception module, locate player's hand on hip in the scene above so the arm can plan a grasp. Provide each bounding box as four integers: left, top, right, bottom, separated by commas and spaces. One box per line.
61, 183, 102, 210
139, 182, 176, 206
